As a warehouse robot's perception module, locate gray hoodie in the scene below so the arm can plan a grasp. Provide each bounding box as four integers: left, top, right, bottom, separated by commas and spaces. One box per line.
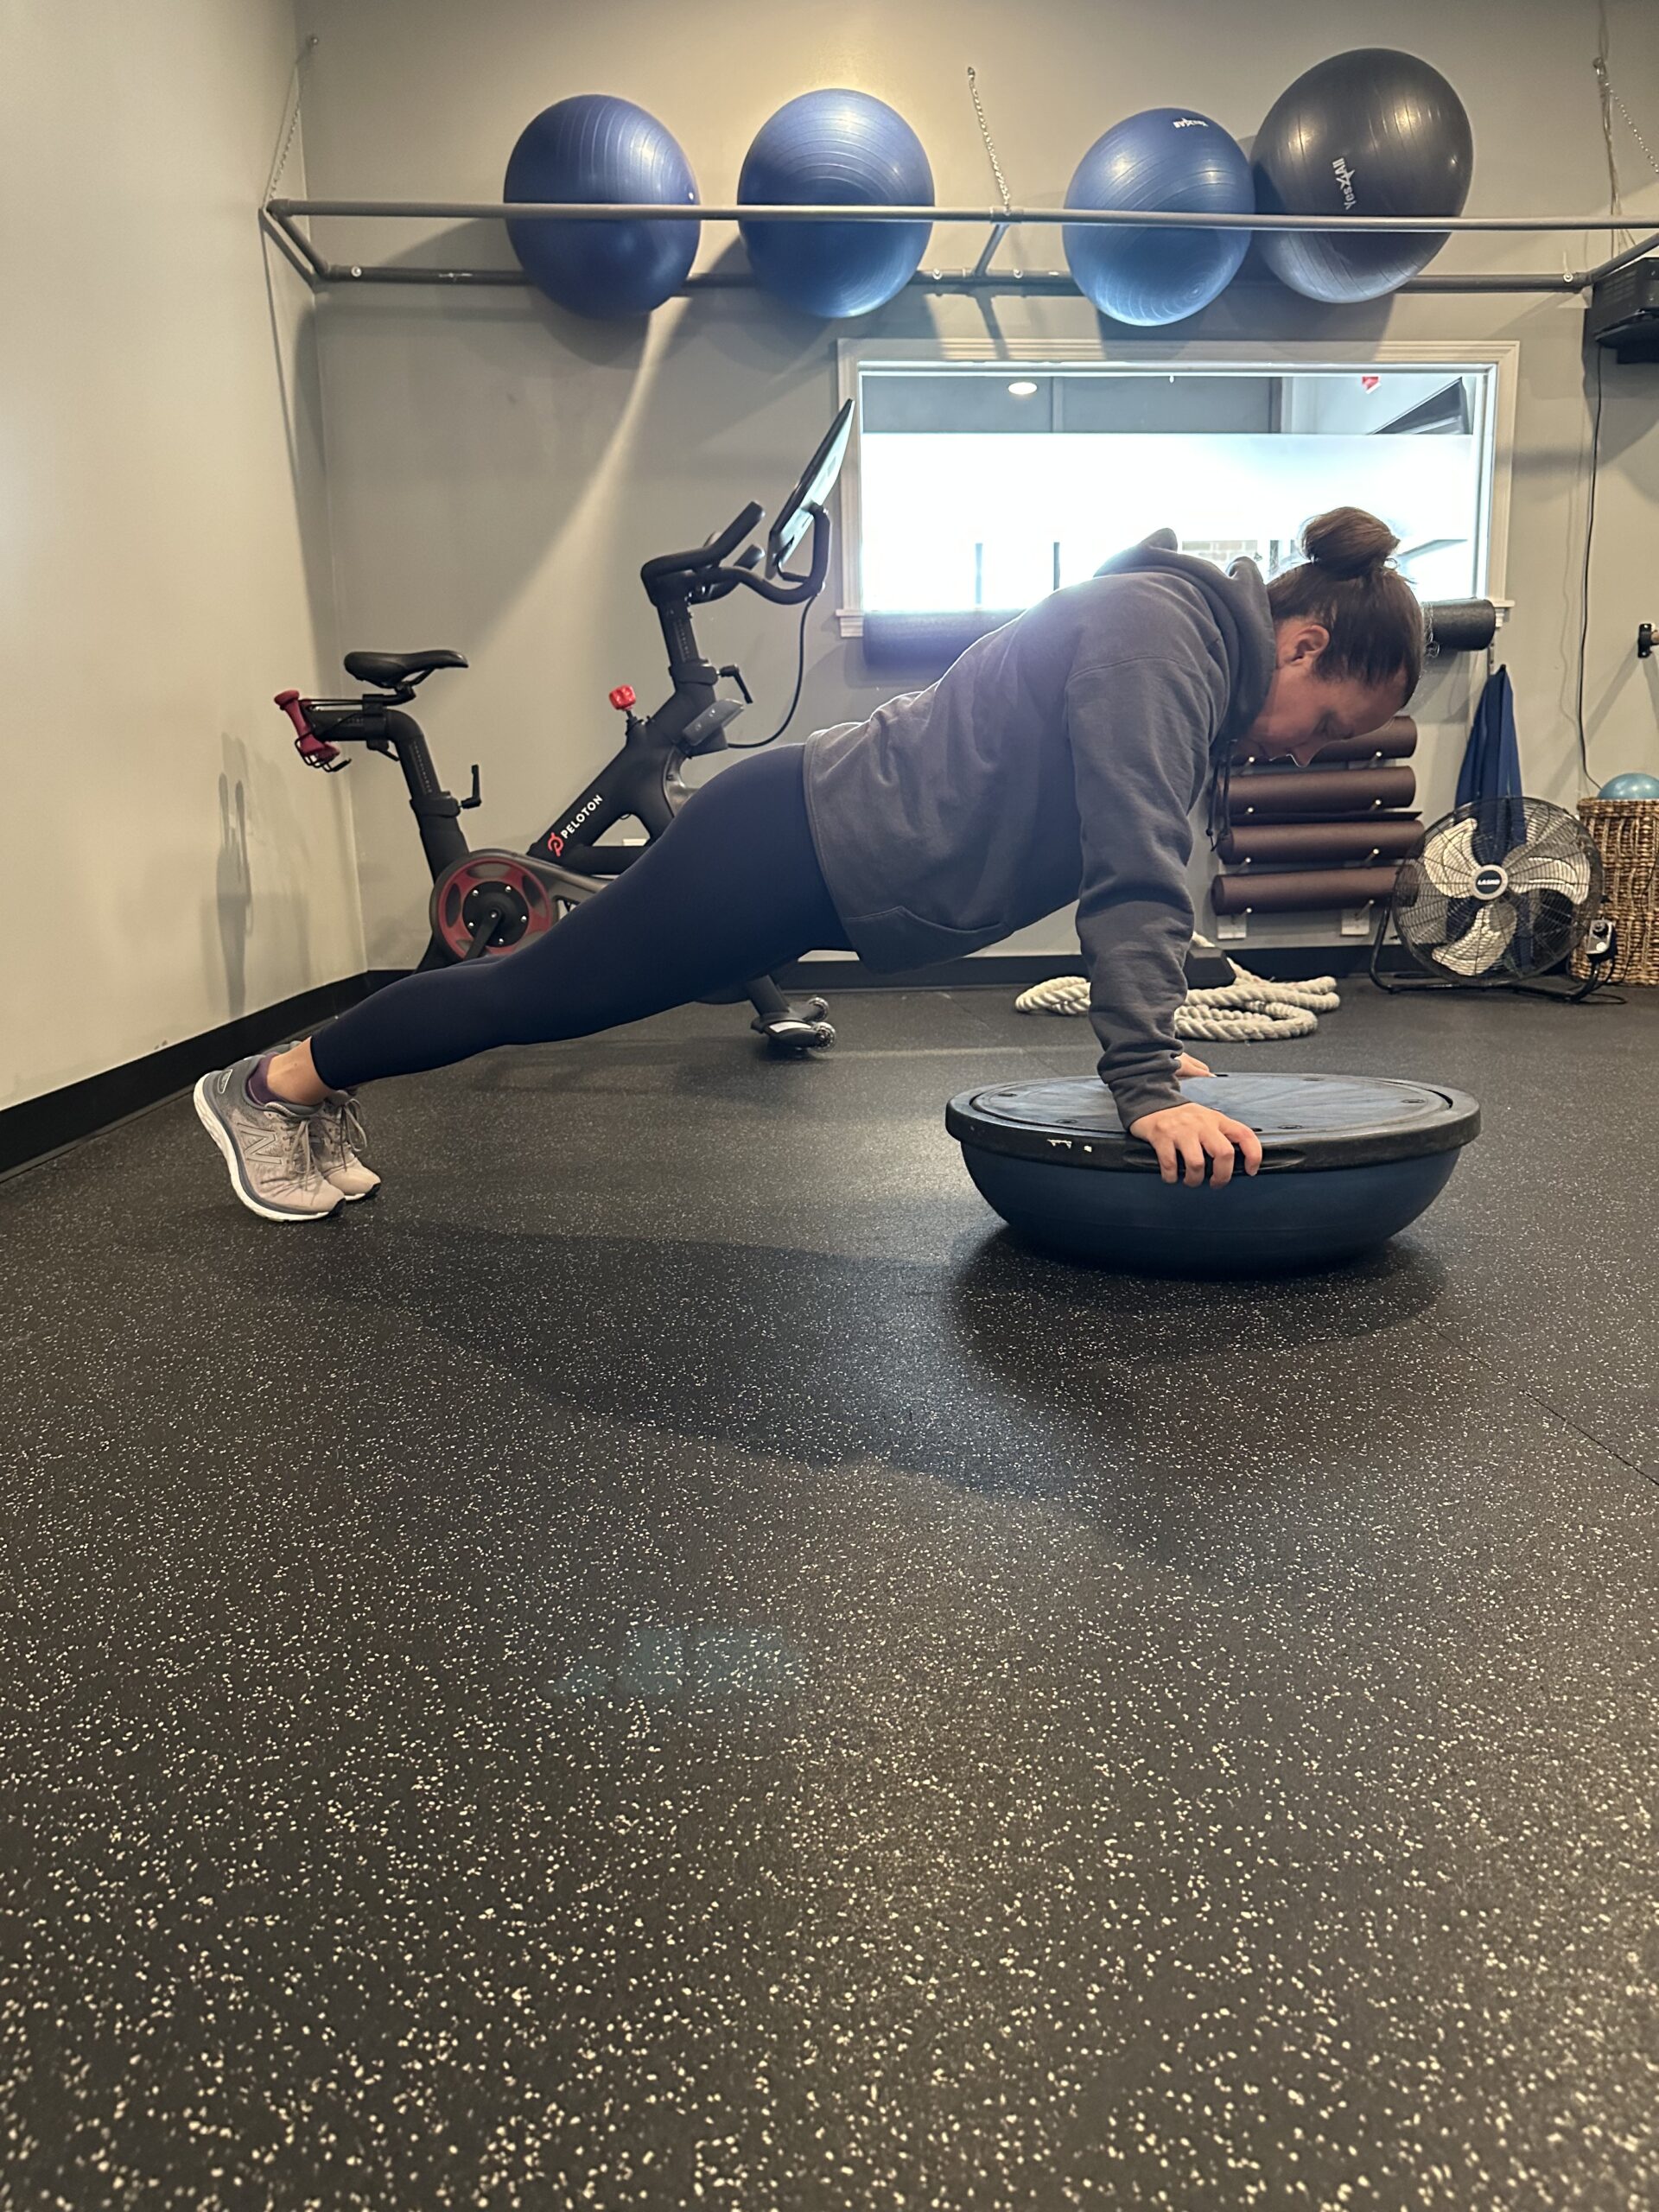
801, 531, 1276, 1129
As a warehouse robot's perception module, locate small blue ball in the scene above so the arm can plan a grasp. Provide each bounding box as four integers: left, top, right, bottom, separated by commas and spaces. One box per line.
1598, 772, 1659, 801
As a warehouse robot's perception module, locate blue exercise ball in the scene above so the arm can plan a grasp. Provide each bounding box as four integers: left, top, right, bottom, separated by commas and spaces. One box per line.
505, 94, 700, 318
1252, 49, 1474, 303
739, 90, 933, 318
1064, 109, 1255, 326
1599, 772, 1659, 800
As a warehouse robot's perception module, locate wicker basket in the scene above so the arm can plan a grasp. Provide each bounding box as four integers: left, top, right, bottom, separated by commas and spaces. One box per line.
1573, 799, 1659, 984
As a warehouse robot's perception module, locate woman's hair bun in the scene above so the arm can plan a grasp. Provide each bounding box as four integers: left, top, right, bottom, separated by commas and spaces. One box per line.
1300, 506, 1400, 581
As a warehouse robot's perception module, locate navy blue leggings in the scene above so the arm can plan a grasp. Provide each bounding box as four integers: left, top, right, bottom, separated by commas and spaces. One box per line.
309, 743, 854, 1091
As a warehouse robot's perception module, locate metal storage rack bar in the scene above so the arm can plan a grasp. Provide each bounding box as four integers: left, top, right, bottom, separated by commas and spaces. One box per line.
260, 198, 1659, 298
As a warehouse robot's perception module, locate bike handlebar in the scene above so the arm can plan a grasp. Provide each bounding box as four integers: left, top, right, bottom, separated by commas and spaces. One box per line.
683, 503, 833, 607
724, 503, 830, 606
640, 500, 764, 586
642, 494, 831, 630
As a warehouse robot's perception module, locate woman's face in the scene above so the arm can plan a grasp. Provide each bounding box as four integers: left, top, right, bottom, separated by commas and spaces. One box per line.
1242, 621, 1408, 768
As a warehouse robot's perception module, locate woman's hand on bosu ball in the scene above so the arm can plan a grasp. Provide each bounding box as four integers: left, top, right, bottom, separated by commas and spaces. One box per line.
1129, 1101, 1264, 1188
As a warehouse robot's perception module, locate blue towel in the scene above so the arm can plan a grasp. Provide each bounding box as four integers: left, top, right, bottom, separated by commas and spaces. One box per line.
1457, 666, 1522, 810
1459, 667, 1527, 850
1457, 666, 1532, 963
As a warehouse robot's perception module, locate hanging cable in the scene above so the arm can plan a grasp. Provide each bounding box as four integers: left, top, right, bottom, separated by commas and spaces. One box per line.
729, 597, 812, 749
1574, 344, 1606, 792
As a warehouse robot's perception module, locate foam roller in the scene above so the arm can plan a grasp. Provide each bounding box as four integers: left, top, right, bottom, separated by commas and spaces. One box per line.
1425, 601, 1497, 654
1236, 715, 1417, 770
865, 600, 1494, 675
1229, 766, 1416, 819
861, 609, 1020, 670
1212, 865, 1401, 913
1219, 817, 1422, 865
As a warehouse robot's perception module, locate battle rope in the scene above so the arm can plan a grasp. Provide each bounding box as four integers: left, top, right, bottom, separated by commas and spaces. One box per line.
1015, 946, 1342, 1041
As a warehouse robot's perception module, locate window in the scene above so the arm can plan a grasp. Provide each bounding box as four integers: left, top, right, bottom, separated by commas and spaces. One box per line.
839, 347, 1510, 626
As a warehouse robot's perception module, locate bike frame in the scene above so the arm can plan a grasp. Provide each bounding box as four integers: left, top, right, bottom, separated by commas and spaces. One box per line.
280, 694, 475, 881
283, 509, 826, 901
279, 404, 849, 1044
527, 474, 839, 875
524, 652, 747, 880
279, 405, 851, 1026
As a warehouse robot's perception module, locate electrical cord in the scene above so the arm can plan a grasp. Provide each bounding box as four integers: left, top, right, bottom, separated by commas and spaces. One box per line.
1573, 343, 1606, 792
728, 596, 813, 748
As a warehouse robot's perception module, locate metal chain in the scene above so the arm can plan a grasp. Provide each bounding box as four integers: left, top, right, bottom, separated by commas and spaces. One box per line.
265, 35, 318, 202
1593, 55, 1659, 182
966, 67, 1014, 214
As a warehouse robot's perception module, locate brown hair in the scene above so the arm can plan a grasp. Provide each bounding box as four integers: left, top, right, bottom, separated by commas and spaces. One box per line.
1267, 507, 1425, 695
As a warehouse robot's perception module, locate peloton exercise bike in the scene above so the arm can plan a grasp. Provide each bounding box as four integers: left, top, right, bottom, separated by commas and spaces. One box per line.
276, 401, 855, 1053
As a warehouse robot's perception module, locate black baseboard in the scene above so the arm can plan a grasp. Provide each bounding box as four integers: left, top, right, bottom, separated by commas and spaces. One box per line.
1242, 947, 1646, 987
1187, 945, 1414, 982
0, 976, 378, 1185
2, 946, 1410, 1184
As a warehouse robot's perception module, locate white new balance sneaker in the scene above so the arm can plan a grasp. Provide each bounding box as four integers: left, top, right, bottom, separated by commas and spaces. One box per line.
193, 1057, 343, 1222
313, 1090, 381, 1203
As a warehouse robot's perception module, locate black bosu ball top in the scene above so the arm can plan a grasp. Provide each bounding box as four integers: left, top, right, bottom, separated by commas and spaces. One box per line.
945, 1072, 1481, 1274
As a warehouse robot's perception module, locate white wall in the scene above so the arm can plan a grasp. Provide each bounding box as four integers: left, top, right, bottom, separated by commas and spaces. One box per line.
296, 1, 1657, 963
0, 0, 360, 1114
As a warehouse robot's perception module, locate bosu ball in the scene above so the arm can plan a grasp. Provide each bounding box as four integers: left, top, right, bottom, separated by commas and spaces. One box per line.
945, 1072, 1480, 1274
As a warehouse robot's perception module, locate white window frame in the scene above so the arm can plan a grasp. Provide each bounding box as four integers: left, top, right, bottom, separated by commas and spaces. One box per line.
832, 336, 1518, 639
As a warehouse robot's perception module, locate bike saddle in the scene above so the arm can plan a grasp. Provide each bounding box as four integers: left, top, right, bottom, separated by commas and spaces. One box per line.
343, 648, 468, 688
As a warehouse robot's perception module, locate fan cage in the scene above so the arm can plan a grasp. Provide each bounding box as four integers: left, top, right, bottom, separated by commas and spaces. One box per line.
1393, 798, 1604, 981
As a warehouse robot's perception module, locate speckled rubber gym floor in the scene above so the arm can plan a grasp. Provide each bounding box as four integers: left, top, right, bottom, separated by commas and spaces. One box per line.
3, 983, 1656, 2209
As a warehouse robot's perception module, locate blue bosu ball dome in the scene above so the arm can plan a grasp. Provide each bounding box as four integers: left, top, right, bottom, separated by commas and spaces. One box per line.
947, 1073, 1480, 1275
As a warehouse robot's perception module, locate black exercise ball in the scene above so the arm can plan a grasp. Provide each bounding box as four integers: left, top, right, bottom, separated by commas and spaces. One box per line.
1252, 49, 1473, 304
1065, 109, 1255, 326
504, 94, 700, 319
946, 1072, 1480, 1274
